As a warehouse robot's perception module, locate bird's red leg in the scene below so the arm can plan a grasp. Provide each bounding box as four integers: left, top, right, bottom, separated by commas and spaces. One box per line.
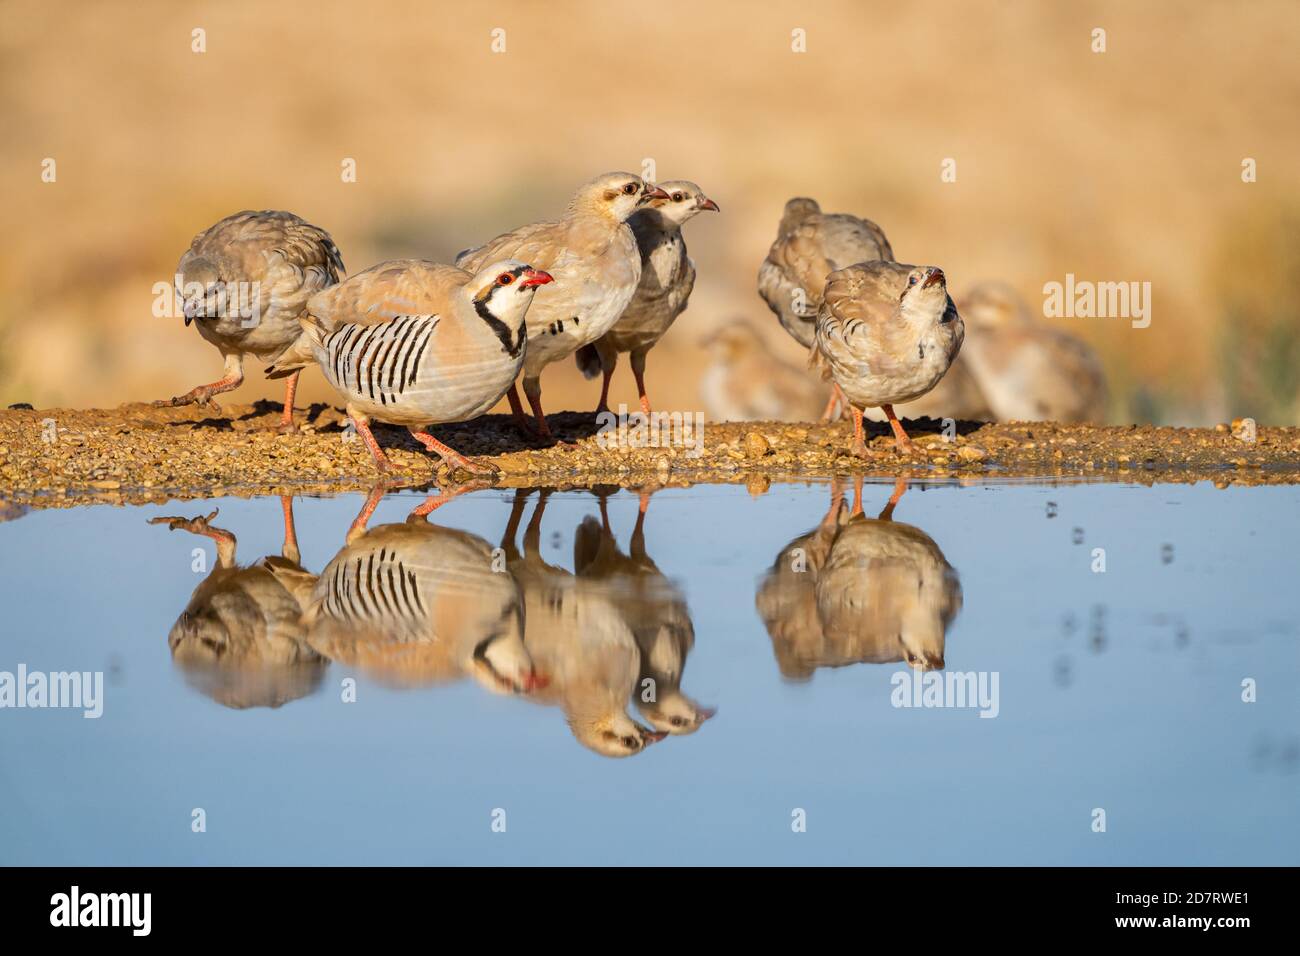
506, 384, 537, 436
408, 428, 499, 476
523, 380, 554, 440
597, 367, 614, 415
280, 495, 300, 564
851, 475, 864, 517
278, 370, 301, 434
882, 404, 916, 454
350, 414, 392, 473
154, 356, 244, 410
631, 352, 652, 416
851, 405, 869, 458
820, 384, 845, 423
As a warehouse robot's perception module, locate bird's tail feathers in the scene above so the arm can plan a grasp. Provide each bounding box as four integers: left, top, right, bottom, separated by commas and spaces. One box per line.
575, 343, 603, 380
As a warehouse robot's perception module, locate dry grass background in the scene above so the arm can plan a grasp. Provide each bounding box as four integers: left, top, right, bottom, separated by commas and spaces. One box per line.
3, 0, 1299, 423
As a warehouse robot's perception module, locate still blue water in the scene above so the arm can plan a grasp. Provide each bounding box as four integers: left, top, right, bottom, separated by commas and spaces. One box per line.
0, 479, 1296, 865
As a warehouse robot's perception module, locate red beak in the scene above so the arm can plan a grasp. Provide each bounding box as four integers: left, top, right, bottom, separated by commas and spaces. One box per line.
641, 184, 671, 202
644, 730, 669, 744
521, 269, 554, 288
522, 670, 550, 692
698, 198, 720, 212
698, 706, 718, 720
922, 268, 945, 289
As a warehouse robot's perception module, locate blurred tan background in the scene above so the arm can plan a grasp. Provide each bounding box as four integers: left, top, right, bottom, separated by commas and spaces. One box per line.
3, 0, 1299, 424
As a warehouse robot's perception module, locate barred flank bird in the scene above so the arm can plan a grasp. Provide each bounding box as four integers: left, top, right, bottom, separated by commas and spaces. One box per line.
155, 210, 345, 432
813, 262, 964, 456
269, 258, 552, 476
456, 172, 669, 439
759, 197, 894, 420
575, 180, 719, 415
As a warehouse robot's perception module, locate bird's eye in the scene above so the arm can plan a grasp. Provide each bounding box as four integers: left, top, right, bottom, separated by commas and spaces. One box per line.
623, 736, 637, 748
671, 717, 685, 727
497, 273, 514, 286
623, 182, 638, 195
672, 193, 684, 202
908, 275, 919, 286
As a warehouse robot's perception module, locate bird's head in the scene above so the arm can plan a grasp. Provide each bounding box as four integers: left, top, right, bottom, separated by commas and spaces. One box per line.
467, 259, 553, 328
637, 180, 720, 225
701, 321, 764, 362
176, 257, 223, 324
638, 690, 717, 736
469, 624, 550, 696
573, 171, 670, 223
898, 265, 953, 324
575, 712, 668, 758
778, 197, 821, 236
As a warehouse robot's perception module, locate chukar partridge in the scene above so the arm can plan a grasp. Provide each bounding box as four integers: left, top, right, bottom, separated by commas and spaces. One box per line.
813, 262, 964, 455
456, 172, 669, 439
500, 490, 666, 758
957, 281, 1108, 423
156, 210, 345, 432
574, 180, 718, 415
699, 320, 826, 422
151, 498, 325, 708
300, 484, 544, 694
759, 197, 894, 419
574, 491, 714, 736
270, 258, 552, 475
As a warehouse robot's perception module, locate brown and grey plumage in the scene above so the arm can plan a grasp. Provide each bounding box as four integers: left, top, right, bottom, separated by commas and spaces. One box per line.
456, 172, 669, 439
300, 485, 542, 694
151, 498, 325, 709
698, 321, 826, 422
575, 180, 718, 415
758, 197, 894, 351
957, 282, 1108, 423
501, 490, 666, 758
156, 210, 345, 432
814, 261, 964, 454
573, 491, 714, 736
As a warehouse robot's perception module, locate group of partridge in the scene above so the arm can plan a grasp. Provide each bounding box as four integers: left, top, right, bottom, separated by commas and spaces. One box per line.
158, 170, 1100, 475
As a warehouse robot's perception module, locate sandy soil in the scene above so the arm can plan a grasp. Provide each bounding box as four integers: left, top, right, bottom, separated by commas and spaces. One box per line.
2, 402, 1298, 514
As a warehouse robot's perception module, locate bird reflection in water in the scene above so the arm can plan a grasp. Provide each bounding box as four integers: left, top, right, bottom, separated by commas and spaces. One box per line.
496, 488, 714, 757
151, 497, 326, 708
301, 482, 545, 695
756, 477, 962, 680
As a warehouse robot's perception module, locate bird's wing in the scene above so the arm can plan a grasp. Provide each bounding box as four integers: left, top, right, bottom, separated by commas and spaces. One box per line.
455, 219, 566, 272
306, 259, 469, 331
187, 210, 345, 283
816, 264, 913, 377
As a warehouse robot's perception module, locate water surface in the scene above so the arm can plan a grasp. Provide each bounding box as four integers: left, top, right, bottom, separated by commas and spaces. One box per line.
1, 479, 1296, 865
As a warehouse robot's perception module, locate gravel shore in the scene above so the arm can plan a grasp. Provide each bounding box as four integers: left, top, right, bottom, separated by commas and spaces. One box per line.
1, 401, 1298, 513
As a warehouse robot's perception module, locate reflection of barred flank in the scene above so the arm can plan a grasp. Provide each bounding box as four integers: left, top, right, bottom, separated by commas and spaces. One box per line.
322, 549, 424, 630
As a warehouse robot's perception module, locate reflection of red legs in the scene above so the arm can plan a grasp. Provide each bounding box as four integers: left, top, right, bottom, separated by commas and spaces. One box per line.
408, 428, 498, 476
279, 370, 301, 433
851, 405, 869, 458
409, 481, 487, 519
155, 355, 244, 410
630, 351, 652, 417
882, 404, 915, 454
878, 477, 907, 521
280, 495, 300, 564
346, 483, 388, 544
631, 491, 651, 557
148, 509, 237, 567
850, 475, 864, 517
349, 413, 392, 472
